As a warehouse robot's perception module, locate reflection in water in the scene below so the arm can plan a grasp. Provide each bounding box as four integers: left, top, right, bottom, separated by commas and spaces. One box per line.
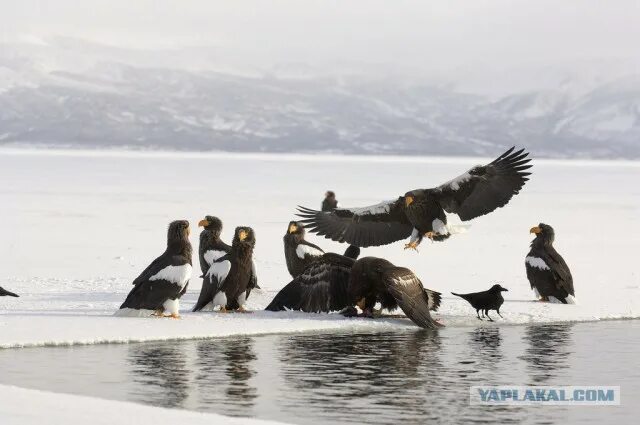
127, 342, 190, 408
521, 323, 575, 384
194, 337, 257, 417
277, 330, 443, 424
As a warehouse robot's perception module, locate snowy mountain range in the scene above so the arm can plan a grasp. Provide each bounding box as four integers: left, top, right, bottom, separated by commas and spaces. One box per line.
1, 38, 638, 158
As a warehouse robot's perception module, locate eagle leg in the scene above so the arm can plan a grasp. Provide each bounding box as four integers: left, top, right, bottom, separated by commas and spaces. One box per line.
169, 313, 181, 319
485, 310, 494, 322
404, 241, 420, 252
476, 310, 483, 320
538, 296, 550, 302
236, 306, 251, 313
219, 306, 229, 313
425, 231, 436, 241
497, 310, 503, 318
152, 309, 164, 317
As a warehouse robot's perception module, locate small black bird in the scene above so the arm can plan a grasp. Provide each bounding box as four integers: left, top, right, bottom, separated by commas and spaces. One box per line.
0, 286, 19, 297
284, 221, 325, 278
117, 220, 192, 318
321, 191, 338, 212
193, 226, 256, 312
526, 223, 575, 304
198, 215, 230, 276
452, 284, 508, 321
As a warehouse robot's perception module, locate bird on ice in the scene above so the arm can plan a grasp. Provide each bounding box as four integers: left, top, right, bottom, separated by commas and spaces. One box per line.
452, 284, 508, 321
198, 215, 260, 289
283, 221, 360, 279
297, 147, 532, 251
321, 190, 338, 212
526, 223, 575, 304
116, 220, 192, 318
192, 226, 257, 313
266, 255, 442, 329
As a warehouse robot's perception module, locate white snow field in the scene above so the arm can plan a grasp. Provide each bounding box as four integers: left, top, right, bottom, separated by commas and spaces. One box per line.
0, 384, 279, 425
1, 148, 639, 349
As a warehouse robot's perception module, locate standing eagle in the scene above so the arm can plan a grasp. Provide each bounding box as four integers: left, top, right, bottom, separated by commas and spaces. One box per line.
526, 223, 575, 304
198, 216, 230, 276
192, 226, 256, 312
266, 255, 442, 329
284, 221, 361, 279
116, 220, 192, 318
297, 147, 532, 250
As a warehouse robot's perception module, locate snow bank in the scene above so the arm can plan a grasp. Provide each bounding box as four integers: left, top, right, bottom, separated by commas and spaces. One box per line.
0, 384, 281, 425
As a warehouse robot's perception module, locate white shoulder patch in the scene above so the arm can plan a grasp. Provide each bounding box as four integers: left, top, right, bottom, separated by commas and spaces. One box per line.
296, 244, 323, 259
348, 200, 394, 216
204, 250, 227, 266
443, 171, 473, 191
207, 260, 231, 287
526, 256, 550, 270
150, 264, 192, 287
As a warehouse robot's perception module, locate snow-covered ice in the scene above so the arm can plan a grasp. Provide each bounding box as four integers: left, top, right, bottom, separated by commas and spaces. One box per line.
1, 148, 639, 349
0, 384, 280, 425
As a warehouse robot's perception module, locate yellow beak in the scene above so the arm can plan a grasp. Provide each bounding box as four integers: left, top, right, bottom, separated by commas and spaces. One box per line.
239, 230, 248, 241
530, 226, 542, 234
288, 224, 298, 234
198, 219, 209, 227
405, 196, 414, 206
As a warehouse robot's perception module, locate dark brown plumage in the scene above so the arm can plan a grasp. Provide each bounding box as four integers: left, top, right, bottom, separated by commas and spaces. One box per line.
283, 221, 325, 278
266, 255, 441, 329
297, 147, 532, 250
321, 191, 338, 212
193, 226, 256, 312
526, 223, 575, 304
452, 284, 508, 321
117, 220, 192, 318
198, 215, 230, 276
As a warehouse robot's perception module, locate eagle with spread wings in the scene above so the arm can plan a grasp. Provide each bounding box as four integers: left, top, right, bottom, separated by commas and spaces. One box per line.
297, 147, 532, 250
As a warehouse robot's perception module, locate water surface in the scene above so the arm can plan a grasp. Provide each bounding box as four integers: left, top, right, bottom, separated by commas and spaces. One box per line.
1, 321, 637, 424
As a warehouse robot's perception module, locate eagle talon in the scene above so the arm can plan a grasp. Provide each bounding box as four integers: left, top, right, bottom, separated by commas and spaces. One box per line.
219, 306, 228, 313
236, 306, 251, 313
425, 231, 436, 241
169, 313, 181, 319
404, 242, 419, 252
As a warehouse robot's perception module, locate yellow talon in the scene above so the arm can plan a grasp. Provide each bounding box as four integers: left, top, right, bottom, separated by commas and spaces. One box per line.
169, 313, 181, 319
219, 306, 228, 313
425, 231, 436, 241
237, 306, 251, 313
404, 241, 419, 252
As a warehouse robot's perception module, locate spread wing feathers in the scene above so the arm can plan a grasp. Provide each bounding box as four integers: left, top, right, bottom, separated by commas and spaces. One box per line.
382, 267, 442, 329
433, 147, 532, 221
423, 288, 442, 311
120, 279, 178, 310
296, 198, 413, 248
265, 253, 354, 312
542, 250, 574, 296
0, 286, 19, 297
192, 255, 232, 312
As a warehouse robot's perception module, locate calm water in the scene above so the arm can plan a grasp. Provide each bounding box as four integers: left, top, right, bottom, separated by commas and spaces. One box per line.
0, 321, 637, 424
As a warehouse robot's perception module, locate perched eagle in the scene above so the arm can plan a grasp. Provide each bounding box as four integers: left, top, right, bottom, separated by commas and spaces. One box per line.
198, 215, 260, 288
266, 255, 442, 329
116, 220, 192, 318
297, 147, 532, 250
322, 191, 338, 212
284, 221, 325, 278
284, 221, 361, 279
192, 226, 257, 312
198, 216, 230, 276
0, 286, 19, 297
526, 223, 575, 304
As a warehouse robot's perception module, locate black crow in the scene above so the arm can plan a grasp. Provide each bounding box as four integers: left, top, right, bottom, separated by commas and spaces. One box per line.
452, 284, 508, 321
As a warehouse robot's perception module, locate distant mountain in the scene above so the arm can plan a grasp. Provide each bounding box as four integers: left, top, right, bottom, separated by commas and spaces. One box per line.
1, 39, 638, 158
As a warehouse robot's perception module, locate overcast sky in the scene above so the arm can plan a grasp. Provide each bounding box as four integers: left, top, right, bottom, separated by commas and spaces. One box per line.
1, 0, 639, 90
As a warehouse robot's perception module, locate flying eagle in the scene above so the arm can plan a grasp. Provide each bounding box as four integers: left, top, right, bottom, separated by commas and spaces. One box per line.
297, 147, 532, 250
526, 223, 575, 304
